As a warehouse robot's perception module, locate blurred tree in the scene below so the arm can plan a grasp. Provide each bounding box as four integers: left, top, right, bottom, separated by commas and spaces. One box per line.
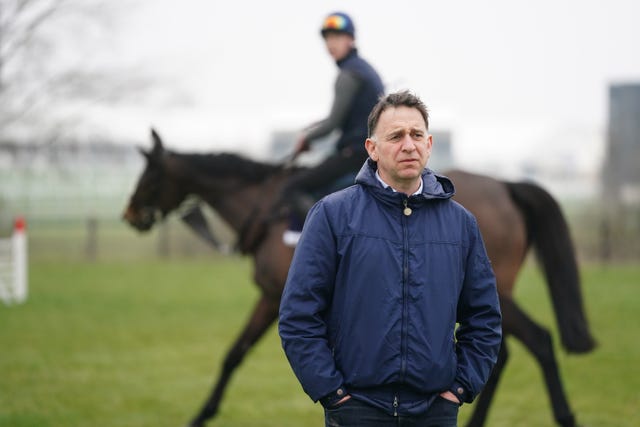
0, 0, 150, 144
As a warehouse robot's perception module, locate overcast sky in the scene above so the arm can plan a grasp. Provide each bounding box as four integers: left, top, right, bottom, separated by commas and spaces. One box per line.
67, 0, 640, 177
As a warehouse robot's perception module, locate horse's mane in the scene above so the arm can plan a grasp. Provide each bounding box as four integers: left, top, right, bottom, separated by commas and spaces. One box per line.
175, 152, 283, 183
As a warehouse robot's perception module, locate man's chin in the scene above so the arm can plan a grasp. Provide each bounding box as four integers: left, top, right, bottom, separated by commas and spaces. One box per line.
398, 169, 422, 180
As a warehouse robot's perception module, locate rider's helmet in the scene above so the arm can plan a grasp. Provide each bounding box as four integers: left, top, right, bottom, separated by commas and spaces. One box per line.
320, 12, 355, 39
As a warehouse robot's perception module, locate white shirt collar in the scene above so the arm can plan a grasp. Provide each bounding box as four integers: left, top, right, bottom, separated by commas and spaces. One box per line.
375, 170, 423, 195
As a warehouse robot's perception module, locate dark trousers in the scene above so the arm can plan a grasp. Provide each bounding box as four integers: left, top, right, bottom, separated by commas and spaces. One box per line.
275, 147, 369, 229
324, 397, 459, 427
284, 146, 369, 200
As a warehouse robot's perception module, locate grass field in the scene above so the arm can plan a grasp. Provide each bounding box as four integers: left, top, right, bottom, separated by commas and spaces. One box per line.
1, 255, 639, 426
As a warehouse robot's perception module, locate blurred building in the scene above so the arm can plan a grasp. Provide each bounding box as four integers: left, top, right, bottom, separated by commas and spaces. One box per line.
600, 83, 640, 261
0, 142, 141, 229
603, 83, 640, 205
429, 130, 454, 172
268, 129, 333, 166
268, 129, 454, 171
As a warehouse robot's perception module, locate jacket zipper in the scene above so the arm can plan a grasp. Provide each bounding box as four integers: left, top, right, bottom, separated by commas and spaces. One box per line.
400, 198, 410, 381
393, 395, 399, 416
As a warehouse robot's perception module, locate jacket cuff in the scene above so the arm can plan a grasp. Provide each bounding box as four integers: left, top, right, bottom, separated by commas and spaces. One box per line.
319, 386, 348, 408
450, 382, 470, 405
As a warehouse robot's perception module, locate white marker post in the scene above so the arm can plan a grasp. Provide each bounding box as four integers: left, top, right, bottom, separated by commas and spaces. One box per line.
0, 217, 28, 305
12, 217, 28, 303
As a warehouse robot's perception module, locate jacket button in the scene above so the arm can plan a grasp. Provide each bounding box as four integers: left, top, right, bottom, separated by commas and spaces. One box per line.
457, 387, 464, 395
337, 388, 344, 396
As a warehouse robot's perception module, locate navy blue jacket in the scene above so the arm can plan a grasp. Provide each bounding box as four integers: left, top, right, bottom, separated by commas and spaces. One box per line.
279, 159, 502, 416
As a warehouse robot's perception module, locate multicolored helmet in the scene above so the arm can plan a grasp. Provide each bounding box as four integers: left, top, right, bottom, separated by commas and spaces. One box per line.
320, 12, 355, 38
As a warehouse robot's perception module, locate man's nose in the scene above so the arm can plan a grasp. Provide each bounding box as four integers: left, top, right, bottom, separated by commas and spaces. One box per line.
400, 135, 417, 151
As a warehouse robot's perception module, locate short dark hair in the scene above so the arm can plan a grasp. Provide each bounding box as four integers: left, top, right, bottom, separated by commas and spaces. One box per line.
367, 90, 430, 137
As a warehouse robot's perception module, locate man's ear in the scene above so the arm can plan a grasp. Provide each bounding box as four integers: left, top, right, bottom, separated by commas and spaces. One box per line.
365, 138, 378, 161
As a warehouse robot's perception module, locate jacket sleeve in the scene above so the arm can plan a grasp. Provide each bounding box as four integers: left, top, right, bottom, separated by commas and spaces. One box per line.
304, 70, 361, 144
451, 214, 502, 404
278, 201, 345, 402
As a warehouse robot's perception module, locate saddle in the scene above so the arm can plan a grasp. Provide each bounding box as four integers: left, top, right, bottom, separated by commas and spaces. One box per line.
182, 172, 358, 253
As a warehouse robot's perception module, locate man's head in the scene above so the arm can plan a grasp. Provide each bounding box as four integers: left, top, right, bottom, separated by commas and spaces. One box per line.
320, 12, 355, 61
365, 91, 433, 194
367, 90, 430, 138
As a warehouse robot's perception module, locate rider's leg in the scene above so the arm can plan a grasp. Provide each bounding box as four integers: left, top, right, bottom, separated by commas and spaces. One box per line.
283, 147, 368, 203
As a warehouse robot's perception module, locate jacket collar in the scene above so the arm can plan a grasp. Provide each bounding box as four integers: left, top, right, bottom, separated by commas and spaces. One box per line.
355, 158, 455, 204
375, 170, 423, 195
336, 48, 358, 67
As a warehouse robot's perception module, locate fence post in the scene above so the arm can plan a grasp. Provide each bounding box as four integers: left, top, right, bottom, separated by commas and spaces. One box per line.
157, 221, 170, 258
85, 216, 98, 261
599, 215, 612, 264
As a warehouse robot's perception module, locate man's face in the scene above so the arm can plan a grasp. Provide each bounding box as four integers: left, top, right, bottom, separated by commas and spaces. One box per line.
365, 106, 432, 193
323, 32, 354, 61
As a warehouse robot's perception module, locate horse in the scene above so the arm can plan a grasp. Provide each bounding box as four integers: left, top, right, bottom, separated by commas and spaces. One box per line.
122, 129, 595, 427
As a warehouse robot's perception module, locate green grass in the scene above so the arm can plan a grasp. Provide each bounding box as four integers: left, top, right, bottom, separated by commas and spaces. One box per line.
1, 257, 638, 426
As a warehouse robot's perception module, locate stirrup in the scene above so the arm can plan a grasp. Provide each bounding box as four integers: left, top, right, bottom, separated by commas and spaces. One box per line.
282, 230, 302, 247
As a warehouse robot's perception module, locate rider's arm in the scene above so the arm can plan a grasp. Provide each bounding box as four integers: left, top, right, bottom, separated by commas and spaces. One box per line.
303, 70, 362, 145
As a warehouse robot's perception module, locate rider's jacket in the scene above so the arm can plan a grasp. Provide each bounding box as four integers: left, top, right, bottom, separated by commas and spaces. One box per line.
335, 49, 384, 151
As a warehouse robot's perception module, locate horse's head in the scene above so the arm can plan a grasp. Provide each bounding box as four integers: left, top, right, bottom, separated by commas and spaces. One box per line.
122, 129, 188, 231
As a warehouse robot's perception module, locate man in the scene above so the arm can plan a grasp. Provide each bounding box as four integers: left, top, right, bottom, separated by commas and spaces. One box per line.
277, 11, 384, 235
279, 91, 502, 426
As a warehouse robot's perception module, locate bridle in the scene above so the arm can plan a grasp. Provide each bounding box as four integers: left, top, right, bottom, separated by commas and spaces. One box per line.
130, 155, 170, 229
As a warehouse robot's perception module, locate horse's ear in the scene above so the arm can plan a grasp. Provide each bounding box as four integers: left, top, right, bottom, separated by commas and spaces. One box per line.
137, 145, 151, 161
150, 128, 164, 156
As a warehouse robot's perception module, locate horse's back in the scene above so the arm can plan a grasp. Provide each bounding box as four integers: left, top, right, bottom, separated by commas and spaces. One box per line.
443, 169, 527, 297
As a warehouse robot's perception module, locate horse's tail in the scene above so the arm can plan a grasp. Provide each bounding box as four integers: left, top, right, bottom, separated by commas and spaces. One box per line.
507, 181, 596, 354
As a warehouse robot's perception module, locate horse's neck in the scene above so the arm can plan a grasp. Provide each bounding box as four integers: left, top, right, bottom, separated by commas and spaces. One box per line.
167, 153, 283, 233
205, 181, 279, 233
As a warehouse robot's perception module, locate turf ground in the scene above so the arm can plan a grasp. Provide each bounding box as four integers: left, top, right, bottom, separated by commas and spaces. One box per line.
1, 256, 638, 426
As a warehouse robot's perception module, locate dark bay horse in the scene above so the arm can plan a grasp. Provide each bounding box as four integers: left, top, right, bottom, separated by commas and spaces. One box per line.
123, 129, 595, 427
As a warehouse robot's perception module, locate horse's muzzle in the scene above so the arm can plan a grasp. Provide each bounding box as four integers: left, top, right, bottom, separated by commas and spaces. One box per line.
122, 206, 157, 231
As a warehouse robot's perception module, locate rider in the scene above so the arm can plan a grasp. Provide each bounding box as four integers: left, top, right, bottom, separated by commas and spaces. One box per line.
277, 11, 385, 236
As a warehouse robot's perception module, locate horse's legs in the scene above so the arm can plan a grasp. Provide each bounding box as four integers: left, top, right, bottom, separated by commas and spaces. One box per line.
465, 337, 509, 427
188, 295, 279, 427
499, 297, 577, 427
